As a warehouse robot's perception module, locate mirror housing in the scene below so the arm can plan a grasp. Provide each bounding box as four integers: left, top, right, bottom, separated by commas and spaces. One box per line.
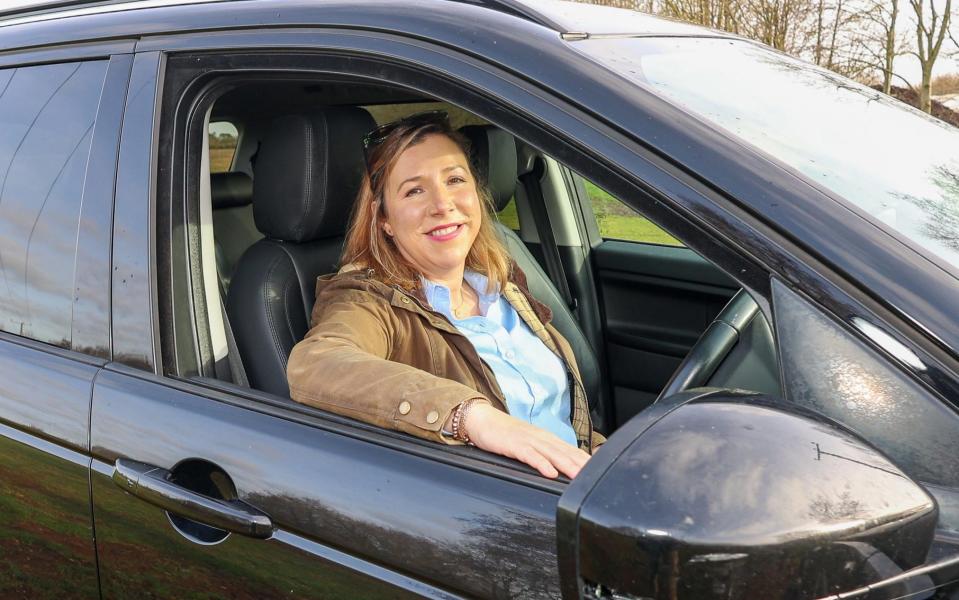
558, 389, 937, 600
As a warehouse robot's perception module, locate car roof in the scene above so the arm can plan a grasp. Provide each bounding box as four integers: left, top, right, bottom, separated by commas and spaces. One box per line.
0, 0, 729, 38
502, 0, 730, 36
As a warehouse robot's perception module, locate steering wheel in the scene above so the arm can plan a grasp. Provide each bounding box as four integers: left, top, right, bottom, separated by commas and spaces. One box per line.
656, 289, 763, 402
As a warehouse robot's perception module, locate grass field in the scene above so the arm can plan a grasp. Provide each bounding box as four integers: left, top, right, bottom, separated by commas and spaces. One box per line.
210, 147, 234, 172
497, 181, 681, 246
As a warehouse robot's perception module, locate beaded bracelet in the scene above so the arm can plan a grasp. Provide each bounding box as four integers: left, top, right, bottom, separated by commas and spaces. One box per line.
452, 398, 483, 443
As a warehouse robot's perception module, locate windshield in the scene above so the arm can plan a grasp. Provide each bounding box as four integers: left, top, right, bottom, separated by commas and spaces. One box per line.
573, 37, 959, 273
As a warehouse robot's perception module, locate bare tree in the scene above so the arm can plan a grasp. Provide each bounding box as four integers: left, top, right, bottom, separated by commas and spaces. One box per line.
657, 0, 744, 32
742, 0, 818, 52
812, 0, 850, 67
882, 0, 903, 92
910, 0, 954, 112
842, 0, 912, 92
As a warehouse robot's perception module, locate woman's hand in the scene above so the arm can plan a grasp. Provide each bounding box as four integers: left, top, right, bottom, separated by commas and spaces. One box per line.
465, 402, 590, 479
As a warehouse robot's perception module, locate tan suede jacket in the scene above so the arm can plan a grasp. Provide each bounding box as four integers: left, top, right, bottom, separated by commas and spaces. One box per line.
286, 266, 603, 452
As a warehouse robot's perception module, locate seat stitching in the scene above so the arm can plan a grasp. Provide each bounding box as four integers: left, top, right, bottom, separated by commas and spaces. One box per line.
261, 254, 289, 377
316, 114, 329, 238
296, 117, 314, 240
283, 276, 298, 343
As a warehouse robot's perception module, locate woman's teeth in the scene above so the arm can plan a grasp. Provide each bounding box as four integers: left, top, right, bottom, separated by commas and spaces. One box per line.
429, 225, 459, 237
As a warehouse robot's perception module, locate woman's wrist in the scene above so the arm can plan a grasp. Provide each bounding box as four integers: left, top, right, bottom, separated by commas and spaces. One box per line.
451, 398, 490, 443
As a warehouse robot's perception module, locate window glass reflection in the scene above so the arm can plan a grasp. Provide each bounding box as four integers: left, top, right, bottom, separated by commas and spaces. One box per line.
0, 60, 107, 347
574, 37, 959, 273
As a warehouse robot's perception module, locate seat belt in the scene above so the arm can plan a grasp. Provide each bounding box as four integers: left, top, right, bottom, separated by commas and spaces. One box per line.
519, 157, 577, 311
218, 286, 250, 388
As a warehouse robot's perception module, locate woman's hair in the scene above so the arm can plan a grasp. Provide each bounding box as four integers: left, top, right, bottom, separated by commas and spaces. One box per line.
341, 117, 511, 293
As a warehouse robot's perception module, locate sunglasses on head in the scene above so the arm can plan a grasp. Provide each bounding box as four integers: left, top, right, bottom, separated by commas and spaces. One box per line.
361, 110, 451, 167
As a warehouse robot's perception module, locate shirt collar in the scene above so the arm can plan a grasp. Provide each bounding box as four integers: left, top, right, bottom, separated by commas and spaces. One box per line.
422, 270, 499, 319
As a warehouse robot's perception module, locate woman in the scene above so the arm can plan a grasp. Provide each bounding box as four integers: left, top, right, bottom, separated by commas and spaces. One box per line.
286, 111, 603, 479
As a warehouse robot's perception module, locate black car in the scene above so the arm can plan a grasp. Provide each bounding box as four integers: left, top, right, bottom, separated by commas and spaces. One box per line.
1, 0, 958, 598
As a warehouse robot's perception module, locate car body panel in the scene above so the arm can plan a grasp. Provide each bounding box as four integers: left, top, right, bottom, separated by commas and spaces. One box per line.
0, 336, 100, 598
0, 36, 124, 598
91, 365, 562, 598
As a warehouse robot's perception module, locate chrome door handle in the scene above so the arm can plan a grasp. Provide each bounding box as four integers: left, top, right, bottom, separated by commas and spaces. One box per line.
112, 458, 274, 539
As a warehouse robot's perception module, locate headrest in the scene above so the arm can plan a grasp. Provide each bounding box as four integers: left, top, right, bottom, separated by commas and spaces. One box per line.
253, 107, 376, 242
460, 125, 518, 213
211, 172, 253, 209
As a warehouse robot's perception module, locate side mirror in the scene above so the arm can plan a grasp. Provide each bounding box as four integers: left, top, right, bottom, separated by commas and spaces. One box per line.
558, 389, 937, 600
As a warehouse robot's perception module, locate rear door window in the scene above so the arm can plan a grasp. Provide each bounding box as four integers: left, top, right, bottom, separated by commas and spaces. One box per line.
0, 60, 108, 347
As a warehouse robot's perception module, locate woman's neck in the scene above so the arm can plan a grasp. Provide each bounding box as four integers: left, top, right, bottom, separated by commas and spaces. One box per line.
425, 267, 466, 299
424, 267, 480, 318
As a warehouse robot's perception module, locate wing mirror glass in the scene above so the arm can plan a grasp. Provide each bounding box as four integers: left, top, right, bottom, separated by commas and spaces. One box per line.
558, 390, 937, 600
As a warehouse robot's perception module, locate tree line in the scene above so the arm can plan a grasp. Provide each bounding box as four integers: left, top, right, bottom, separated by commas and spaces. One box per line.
582, 0, 957, 114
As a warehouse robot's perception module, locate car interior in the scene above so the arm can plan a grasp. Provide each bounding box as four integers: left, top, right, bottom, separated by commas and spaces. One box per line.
193, 77, 780, 444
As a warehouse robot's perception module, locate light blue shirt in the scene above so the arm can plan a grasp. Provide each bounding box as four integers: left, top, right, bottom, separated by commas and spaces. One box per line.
422, 271, 577, 446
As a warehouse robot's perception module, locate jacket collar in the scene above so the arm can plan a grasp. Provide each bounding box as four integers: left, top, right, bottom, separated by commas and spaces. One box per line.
508, 262, 553, 326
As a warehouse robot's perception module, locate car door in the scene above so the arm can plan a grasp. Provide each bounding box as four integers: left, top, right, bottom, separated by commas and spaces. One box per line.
573, 178, 742, 426
89, 49, 566, 599
0, 44, 130, 597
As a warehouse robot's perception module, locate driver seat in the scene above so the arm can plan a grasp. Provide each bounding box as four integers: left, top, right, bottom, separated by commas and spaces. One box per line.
227, 107, 376, 396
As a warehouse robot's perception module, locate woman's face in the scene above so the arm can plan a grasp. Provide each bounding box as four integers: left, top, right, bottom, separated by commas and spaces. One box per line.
381, 133, 482, 282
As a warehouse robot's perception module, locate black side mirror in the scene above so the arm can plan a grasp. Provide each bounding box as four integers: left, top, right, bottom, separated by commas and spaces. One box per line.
557, 389, 937, 600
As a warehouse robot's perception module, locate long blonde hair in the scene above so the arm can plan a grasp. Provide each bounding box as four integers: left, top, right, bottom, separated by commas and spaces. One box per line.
341, 119, 510, 293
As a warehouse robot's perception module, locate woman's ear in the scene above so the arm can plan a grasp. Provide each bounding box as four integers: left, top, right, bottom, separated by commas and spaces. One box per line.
382, 221, 394, 237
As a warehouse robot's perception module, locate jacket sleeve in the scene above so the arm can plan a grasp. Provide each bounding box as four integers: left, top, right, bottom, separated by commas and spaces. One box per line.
286, 290, 484, 443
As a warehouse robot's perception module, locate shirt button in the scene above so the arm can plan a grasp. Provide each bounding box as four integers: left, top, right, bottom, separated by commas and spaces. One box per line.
505, 350, 515, 359
398, 401, 411, 415
426, 410, 439, 424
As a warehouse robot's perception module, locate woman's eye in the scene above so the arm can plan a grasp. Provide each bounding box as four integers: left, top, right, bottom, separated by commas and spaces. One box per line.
404, 187, 423, 198
448, 176, 466, 185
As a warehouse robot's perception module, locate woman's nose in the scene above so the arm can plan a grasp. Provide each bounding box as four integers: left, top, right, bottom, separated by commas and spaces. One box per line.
430, 188, 456, 213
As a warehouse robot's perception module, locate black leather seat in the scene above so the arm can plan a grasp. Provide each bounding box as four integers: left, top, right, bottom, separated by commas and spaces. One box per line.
211, 171, 261, 292
460, 125, 606, 421
227, 107, 375, 396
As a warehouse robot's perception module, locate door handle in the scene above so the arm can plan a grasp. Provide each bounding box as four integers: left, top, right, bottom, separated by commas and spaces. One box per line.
112, 458, 274, 539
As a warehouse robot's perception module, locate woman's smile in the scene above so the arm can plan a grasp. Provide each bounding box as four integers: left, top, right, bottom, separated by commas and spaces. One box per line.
425, 222, 466, 241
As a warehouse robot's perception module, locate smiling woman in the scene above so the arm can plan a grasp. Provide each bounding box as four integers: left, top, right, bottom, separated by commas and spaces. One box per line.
286, 111, 604, 479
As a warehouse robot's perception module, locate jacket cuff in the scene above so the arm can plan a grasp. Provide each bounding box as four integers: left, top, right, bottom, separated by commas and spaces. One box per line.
389, 387, 489, 444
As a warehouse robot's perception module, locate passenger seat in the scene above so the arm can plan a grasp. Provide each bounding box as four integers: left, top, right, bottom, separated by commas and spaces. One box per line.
211, 171, 261, 292
460, 125, 607, 424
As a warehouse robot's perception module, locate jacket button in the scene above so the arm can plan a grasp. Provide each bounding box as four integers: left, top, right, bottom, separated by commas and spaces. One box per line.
398, 401, 411, 415
426, 410, 439, 424
401, 297, 411, 304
